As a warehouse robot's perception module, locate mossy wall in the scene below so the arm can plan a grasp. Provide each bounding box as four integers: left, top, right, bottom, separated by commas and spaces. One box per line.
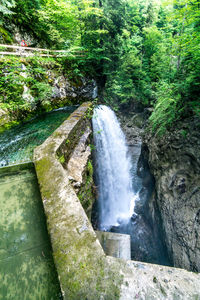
34, 103, 123, 299
77, 159, 94, 219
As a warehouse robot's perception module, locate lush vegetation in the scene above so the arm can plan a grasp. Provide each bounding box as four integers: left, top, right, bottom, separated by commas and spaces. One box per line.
0, 0, 199, 134
0, 55, 84, 120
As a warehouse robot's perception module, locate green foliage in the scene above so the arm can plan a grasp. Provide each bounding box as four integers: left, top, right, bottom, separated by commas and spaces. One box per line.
0, 0, 199, 135
180, 129, 187, 139
58, 154, 65, 164
87, 160, 93, 179
103, 0, 199, 134
0, 59, 24, 111
149, 81, 180, 135
0, 26, 13, 43
31, 82, 52, 107
0, 56, 55, 115
0, 0, 15, 15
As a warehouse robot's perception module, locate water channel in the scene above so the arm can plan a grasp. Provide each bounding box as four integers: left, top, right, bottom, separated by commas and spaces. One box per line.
0, 106, 76, 299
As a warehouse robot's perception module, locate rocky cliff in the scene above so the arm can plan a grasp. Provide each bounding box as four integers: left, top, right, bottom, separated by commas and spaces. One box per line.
144, 116, 200, 272
120, 110, 200, 272
119, 112, 171, 266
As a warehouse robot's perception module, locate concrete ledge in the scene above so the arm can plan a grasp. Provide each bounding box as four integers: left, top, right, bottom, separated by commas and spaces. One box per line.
96, 231, 131, 261
0, 161, 34, 175
34, 103, 123, 299
34, 102, 200, 300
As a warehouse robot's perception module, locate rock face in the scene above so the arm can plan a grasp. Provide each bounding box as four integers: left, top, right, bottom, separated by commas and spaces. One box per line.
144, 116, 200, 272
117, 112, 171, 266
0, 108, 11, 129
49, 73, 97, 104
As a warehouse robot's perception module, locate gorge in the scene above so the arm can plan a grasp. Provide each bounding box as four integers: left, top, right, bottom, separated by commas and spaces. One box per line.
92, 105, 171, 266
0, 0, 200, 298
0, 103, 200, 299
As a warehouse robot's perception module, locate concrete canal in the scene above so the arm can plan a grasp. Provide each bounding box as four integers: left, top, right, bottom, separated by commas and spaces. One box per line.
0, 163, 61, 299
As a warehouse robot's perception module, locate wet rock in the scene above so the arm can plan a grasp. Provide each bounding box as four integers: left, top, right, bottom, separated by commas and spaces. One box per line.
119, 113, 143, 146
0, 108, 11, 128
116, 111, 170, 266
111, 215, 170, 266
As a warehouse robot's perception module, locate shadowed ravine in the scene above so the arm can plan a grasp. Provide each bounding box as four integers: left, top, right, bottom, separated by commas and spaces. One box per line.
92, 105, 171, 266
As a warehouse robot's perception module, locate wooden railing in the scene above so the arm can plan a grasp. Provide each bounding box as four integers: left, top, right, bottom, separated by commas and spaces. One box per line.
0, 44, 85, 57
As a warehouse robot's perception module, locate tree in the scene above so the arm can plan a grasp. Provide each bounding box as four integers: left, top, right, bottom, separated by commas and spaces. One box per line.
0, 0, 15, 15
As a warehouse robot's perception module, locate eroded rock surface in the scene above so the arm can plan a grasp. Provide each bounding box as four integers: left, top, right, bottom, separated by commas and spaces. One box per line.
145, 116, 200, 272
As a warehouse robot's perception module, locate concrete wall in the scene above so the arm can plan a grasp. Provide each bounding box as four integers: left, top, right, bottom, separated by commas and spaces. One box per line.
95, 231, 131, 261
34, 102, 200, 300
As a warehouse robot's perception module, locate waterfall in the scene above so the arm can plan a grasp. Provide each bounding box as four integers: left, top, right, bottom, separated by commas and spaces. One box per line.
92, 105, 135, 230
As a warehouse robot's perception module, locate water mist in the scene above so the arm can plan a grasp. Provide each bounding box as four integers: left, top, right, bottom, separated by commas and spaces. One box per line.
92, 105, 135, 230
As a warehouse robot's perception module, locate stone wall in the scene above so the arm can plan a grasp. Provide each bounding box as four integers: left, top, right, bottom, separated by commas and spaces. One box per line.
34, 104, 200, 299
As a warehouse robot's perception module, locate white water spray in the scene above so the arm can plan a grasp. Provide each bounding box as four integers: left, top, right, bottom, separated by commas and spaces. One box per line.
92, 105, 135, 230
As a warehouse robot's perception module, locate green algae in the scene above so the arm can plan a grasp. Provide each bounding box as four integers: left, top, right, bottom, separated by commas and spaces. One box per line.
78, 159, 95, 219
0, 165, 61, 299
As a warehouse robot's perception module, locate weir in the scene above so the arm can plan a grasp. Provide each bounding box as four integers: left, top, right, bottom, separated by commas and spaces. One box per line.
0, 103, 200, 299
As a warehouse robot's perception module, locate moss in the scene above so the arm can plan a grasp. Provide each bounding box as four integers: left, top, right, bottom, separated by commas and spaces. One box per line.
34, 157, 54, 199
52, 229, 122, 300
52, 131, 63, 139
58, 154, 65, 164
78, 159, 95, 219
65, 139, 70, 145
153, 276, 157, 283
0, 26, 13, 44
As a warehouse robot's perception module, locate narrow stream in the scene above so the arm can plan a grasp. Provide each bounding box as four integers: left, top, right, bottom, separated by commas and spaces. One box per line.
92, 105, 171, 266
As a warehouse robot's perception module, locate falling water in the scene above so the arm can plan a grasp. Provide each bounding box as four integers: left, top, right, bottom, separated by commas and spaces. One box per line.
92, 105, 135, 230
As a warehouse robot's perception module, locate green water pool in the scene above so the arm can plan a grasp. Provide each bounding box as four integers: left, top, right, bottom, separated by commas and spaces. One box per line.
0, 106, 76, 166
0, 163, 62, 300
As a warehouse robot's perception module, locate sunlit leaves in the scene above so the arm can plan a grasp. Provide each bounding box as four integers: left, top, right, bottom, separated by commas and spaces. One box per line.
0, 0, 15, 15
